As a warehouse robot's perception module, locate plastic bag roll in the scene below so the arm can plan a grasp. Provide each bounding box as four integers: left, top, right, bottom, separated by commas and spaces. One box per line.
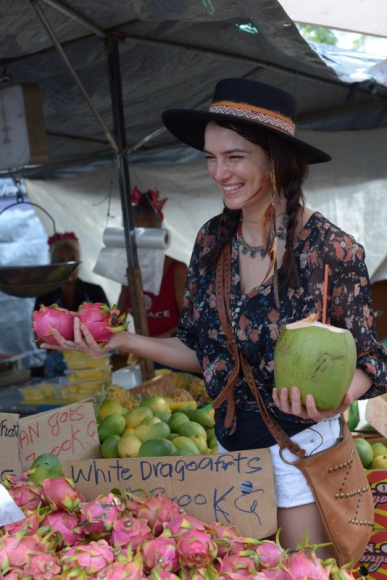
103, 227, 170, 250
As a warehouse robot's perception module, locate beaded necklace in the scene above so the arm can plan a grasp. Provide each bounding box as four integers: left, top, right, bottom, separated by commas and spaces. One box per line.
236, 217, 287, 258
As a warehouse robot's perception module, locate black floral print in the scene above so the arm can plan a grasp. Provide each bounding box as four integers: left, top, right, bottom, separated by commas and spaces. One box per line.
175, 212, 387, 448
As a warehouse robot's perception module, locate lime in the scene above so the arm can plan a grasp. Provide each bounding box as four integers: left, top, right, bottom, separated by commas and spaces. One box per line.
134, 421, 171, 442
354, 438, 373, 468
138, 438, 177, 457
167, 412, 190, 432
98, 413, 126, 442
101, 435, 120, 458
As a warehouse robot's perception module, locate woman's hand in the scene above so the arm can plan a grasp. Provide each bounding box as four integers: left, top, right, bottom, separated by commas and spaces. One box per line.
272, 386, 353, 421
40, 317, 127, 356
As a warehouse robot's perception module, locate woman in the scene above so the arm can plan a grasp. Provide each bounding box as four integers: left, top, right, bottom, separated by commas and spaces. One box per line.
117, 188, 188, 339
41, 78, 387, 553
33, 231, 109, 377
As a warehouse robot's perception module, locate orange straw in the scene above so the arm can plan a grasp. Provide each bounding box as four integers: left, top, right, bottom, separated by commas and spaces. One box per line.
322, 264, 329, 324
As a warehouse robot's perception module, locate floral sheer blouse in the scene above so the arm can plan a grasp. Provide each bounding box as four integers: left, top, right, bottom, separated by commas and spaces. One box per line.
175, 212, 387, 449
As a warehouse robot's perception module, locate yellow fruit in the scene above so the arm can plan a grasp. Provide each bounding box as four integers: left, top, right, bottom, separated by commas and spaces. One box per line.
208, 436, 218, 450
101, 435, 120, 458
134, 421, 171, 442
177, 421, 207, 440
141, 416, 162, 426
172, 436, 201, 455
122, 427, 135, 435
140, 396, 171, 414
372, 442, 387, 458
124, 407, 153, 429
117, 434, 142, 458
138, 438, 177, 457
370, 455, 387, 469
191, 434, 208, 454
99, 399, 125, 421
98, 413, 126, 442
171, 400, 197, 412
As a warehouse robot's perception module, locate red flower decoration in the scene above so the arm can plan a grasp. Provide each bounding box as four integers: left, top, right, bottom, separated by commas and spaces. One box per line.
48, 231, 79, 247
131, 185, 168, 222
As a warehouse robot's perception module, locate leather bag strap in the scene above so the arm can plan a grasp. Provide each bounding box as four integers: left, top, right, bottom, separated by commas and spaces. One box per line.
214, 243, 307, 459
212, 243, 241, 428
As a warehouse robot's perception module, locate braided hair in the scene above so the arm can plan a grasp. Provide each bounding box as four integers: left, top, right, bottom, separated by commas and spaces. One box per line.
201, 120, 309, 287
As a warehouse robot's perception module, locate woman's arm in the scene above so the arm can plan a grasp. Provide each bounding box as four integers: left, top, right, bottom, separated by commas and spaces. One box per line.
44, 317, 202, 373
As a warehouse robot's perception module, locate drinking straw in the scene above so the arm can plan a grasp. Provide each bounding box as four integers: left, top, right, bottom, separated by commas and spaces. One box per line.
322, 264, 329, 324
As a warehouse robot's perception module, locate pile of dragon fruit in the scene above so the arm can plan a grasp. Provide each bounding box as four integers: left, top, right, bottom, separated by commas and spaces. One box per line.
0, 473, 360, 579
32, 302, 127, 346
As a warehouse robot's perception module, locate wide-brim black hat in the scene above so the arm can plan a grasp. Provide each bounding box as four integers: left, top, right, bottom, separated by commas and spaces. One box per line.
162, 78, 331, 164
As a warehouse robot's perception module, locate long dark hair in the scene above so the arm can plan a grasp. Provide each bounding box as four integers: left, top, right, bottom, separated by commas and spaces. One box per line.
202, 120, 309, 287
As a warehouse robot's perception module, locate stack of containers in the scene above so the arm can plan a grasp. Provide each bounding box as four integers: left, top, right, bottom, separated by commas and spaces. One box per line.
61, 351, 112, 401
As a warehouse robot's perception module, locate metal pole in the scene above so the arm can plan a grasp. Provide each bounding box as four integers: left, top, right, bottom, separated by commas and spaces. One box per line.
106, 38, 154, 382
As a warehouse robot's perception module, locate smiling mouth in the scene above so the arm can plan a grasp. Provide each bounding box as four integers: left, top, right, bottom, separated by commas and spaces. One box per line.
222, 183, 244, 194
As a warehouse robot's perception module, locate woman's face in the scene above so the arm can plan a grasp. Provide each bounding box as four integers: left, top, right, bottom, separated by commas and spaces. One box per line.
55, 243, 80, 284
204, 121, 271, 212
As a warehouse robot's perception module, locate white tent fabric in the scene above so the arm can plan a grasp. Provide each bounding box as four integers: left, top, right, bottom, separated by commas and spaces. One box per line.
25, 126, 387, 310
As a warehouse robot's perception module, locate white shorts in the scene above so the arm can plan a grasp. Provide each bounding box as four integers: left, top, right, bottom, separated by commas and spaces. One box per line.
218, 415, 341, 508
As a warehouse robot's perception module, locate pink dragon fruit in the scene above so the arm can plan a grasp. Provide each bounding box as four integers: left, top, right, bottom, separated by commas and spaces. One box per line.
94, 557, 144, 580
179, 564, 219, 580
176, 529, 218, 568
141, 535, 180, 574
209, 522, 257, 557
78, 493, 125, 536
1, 511, 43, 536
110, 514, 152, 550
254, 539, 283, 569
128, 491, 183, 536
148, 571, 182, 580
280, 548, 330, 580
215, 550, 259, 576
41, 510, 83, 547
2, 473, 45, 511
32, 304, 74, 345
60, 538, 114, 574
77, 302, 127, 345
0, 531, 49, 573
23, 551, 62, 579
165, 513, 209, 537
41, 477, 85, 512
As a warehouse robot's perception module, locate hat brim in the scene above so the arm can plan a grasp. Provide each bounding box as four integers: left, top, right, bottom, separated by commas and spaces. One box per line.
162, 109, 331, 165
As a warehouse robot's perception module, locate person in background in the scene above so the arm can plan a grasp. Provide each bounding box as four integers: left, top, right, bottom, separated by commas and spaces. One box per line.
117, 187, 188, 339
33, 231, 109, 377
40, 78, 387, 553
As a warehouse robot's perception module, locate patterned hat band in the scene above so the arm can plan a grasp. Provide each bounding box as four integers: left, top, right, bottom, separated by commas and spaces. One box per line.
209, 101, 295, 136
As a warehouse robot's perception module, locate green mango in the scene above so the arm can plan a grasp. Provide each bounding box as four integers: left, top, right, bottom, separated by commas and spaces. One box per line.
28, 453, 64, 484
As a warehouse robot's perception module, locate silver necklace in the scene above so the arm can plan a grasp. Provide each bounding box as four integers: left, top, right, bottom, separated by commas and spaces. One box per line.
236, 218, 287, 258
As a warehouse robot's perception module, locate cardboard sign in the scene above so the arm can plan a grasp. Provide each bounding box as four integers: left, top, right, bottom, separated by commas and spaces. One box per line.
0, 413, 21, 481
64, 449, 277, 539
366, 469, 387, 530
19, 401, 101, 471
357, 529, 387, 579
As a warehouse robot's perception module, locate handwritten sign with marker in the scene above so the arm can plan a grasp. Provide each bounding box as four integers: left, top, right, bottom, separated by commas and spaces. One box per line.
19, 401, 100, 471
0, 413, 21, 481
63, 449, 277, 539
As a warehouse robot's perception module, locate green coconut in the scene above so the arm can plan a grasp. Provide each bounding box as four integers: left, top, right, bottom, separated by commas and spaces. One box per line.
274, 315, 357, 410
